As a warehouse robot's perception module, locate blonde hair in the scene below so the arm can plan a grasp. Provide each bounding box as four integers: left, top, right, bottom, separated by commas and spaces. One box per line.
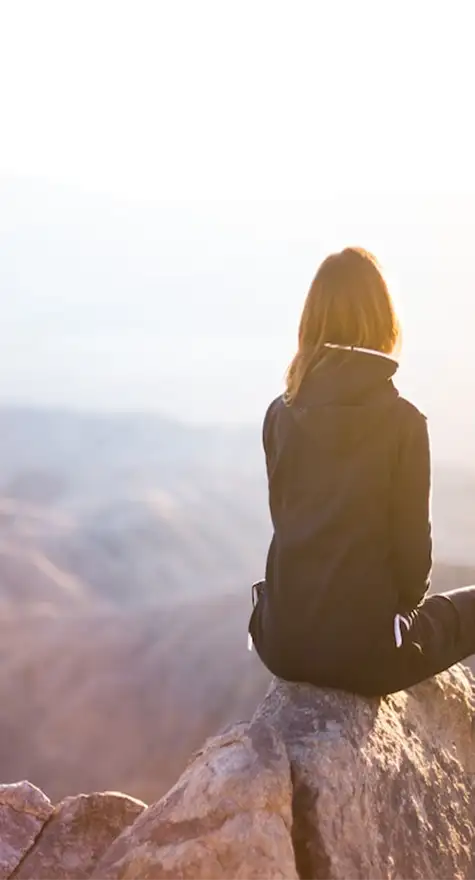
285, 247, 401, 403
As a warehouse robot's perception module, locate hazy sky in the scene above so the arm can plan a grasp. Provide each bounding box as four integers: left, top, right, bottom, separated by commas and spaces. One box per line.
1, 1, 474, 198
1, 2, 475, 465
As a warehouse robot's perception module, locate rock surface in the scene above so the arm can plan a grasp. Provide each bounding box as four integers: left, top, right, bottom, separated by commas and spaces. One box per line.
93, 723, 298, 880
13, 792, 145, 879
2, 665, 475, 879
0, 782, 53, 879
0, 785, 144, 880
94, 664, 475, 880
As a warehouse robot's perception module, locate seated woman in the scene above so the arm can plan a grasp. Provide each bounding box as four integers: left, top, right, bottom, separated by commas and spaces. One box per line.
249, 246, 475, 697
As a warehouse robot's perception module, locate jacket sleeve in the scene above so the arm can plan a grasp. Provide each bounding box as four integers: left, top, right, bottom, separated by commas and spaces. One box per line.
262, 398, 279, 470
391, 409, 433, 612
262, 398, 283, 524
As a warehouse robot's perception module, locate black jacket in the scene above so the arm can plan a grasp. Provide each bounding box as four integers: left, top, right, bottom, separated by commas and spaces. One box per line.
249, 346, 432, 686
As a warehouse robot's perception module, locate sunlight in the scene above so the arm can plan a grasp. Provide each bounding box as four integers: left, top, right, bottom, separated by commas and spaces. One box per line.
1, 2, 474, 199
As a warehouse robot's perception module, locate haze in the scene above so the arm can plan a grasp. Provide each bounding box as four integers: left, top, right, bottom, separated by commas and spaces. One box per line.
1, 1, 475, 806
1, 1, 475, 467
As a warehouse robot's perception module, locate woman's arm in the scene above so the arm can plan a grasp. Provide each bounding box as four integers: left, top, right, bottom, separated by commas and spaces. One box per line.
262, 397, 280, 469
392, 408, 433, 612
262, 397, 285, 526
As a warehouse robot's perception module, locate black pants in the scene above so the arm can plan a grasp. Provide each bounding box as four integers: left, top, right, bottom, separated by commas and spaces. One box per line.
349, 586, 475, 696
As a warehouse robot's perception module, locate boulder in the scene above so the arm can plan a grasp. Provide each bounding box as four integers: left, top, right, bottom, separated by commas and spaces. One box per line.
0, 785, 144, 880
92, 722, 298, 880
13, 791, 145, 879
0, 781, 53, 879
3, 665, 475, 879
95, 665, 475, 880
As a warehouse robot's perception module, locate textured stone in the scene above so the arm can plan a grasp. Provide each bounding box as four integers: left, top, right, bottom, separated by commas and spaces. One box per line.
93, 723, 298, 879
253, 665, 475, 880
0, 781, 53, 879
14, 791, 145, 879
3, 665, 475, 880
93, 665, 475, 880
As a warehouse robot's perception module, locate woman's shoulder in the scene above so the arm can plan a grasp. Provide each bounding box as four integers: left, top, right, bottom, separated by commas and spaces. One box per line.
262, 395, 286, 453
394, 394, 428, 425
393, 395, 430, 451
264, 394, 285, 423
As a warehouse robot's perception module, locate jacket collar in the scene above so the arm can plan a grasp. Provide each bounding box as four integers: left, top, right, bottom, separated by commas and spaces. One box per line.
323, 342, 398, 365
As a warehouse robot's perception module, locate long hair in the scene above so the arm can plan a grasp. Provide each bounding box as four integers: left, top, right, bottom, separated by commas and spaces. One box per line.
285, 247, 401, 403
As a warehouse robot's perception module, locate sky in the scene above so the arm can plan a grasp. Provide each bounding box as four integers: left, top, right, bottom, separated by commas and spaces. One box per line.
1, 1, 475, 199
1, 2, 475, 465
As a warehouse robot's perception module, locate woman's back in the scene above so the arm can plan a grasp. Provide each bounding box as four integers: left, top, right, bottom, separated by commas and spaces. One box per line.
251, 247, 475, 696
250, 344, 431, 684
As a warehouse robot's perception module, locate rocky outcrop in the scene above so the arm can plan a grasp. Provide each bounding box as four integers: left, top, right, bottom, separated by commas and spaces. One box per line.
94, 721, 298, 880
0, 784, 144, 880
94, 665, 475, 880
0, 782, 53, 879
2, 665, 475, 879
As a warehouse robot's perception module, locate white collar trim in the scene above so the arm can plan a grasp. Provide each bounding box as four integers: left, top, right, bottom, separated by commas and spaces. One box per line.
323, 343, 398, 364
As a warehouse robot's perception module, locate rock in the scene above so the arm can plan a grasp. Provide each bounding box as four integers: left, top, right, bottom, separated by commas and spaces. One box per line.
94, 665, 475, 880
0, 784, 145, 880
0, 781, 53, 879
3, 665, 475, 879
93, 723, 298, 880
255, 666, 475, 880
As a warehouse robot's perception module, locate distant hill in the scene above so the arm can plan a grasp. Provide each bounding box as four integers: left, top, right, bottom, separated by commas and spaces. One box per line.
0, 406, 473, 612
0, 596, 270, 804
0, 407, 268, 607
0, 568, 474, 804
0, 405, 472, 801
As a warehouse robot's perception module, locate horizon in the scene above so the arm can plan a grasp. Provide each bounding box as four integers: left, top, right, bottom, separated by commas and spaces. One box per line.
0, 396, 473, 478
1, 3, 475, 467
2, 178, 475, 468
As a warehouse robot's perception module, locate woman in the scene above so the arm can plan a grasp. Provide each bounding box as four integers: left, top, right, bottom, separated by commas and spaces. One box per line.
249, 246, 475, 696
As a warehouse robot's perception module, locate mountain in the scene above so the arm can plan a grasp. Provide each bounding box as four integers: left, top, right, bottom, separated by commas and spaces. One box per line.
0, 405, 473, 803
0, 406, 473, 613
0, 407, 267, 607
1, 571, 475, 805
0, 596, 270, 804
